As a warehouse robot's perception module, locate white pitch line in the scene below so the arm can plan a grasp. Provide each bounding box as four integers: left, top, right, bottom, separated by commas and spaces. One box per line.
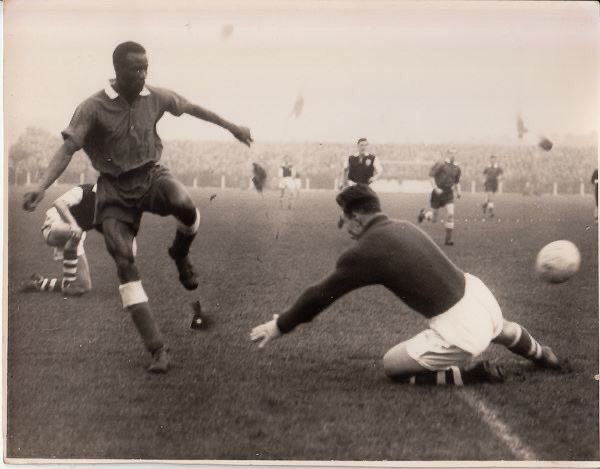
457, 388, 538, 460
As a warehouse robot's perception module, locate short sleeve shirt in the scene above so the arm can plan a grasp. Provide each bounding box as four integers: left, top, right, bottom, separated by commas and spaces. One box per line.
430, 160, 461, 190
61, 81, 191, 177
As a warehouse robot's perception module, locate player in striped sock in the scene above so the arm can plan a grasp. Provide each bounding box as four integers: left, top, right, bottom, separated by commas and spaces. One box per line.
21, 184, 97, 296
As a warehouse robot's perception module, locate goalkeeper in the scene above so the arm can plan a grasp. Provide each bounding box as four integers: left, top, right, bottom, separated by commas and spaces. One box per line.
251, 185, 563, 385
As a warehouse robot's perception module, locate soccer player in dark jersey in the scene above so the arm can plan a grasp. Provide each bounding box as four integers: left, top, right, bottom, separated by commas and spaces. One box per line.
22, 41, 253, 373
278, 158, 296, 209
21, 184, 100, 296
337, 138, 383, 228
482, 155, 503, 218
251, 185, 561, 385
592, 169, 598, 223
418, 149, 461, 245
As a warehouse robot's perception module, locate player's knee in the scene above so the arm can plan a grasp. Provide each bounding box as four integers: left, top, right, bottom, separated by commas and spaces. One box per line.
169, 192, 196, 222
493, 320, 520, 345
382, 348, 410, 380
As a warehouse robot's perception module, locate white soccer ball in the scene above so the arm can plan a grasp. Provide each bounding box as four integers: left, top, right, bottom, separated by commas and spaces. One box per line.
535, 240, 581, 283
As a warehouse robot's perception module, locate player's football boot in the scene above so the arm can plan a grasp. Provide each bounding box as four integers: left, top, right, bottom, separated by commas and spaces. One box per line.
61, 282, 87, 297
481, 202, 488, 214
444, 240, 455, 246
417, 209, 425, 223
465, 360, 505, 384
20, 273, 43, 292
168, 248, 199, 290
147, 347, 170, 374
535, 345, 562, 370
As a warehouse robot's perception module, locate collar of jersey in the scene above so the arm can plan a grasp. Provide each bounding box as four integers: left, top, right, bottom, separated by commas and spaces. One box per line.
105, 80, 151, 99
361, 213, 389, 235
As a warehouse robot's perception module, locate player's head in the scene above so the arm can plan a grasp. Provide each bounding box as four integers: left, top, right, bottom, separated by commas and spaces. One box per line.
490, 154, 496, 162
446, 147, 457, 163
336, 184, 381, 239
357, 138, 369, 155
113, 41, 148, 96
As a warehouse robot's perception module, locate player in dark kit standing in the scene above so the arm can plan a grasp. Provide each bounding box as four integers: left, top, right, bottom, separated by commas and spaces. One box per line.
482, 155, 503, 218
251, 185, 562, 385
337, 137, 383, 228
22, 41, 253, 373
418, 148, 461, 245
592, 169, 598, 224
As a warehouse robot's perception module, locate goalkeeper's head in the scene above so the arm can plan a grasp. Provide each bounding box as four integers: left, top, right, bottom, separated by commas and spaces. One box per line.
336, 185, 382, 239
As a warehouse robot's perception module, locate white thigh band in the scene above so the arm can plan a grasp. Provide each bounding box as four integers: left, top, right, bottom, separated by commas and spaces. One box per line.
119, 281, 149, 308
177, 209, 201, 235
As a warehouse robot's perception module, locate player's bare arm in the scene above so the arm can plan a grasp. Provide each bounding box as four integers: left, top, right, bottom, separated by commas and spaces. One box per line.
250, 252, 368, 348
181, 102, 253, 146
369, 159, 383, 183
22, 139, 79, 212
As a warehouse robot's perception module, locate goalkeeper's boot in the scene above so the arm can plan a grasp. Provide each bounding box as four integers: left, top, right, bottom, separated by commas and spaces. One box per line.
168, 247, 199, 290
20, 273, 43, 293
147, 347, 170, 374
535, 345, 562, 370
417, 209, 426, 224
464, 360, 504, 384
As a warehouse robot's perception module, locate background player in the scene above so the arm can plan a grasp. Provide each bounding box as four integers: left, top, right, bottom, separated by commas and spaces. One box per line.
22, 184, 97, 296
418, 148, 461, 245
592, 168, 598, 223
337, 137, 383, 228
278, 158, 297, 209
251, 185, 561, 385
22, 41, 253, 373
482, 155, 503, 218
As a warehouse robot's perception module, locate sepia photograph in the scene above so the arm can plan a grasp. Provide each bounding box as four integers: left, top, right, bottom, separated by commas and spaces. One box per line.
3, 0, 599, 463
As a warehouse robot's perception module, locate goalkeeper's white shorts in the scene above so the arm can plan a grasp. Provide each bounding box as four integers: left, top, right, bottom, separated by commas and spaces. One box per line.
406, 273, 504, 370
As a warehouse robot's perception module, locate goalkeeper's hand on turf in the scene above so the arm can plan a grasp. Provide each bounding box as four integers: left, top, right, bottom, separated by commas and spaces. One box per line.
433, 187, 443, 195
250, 315, 281, 349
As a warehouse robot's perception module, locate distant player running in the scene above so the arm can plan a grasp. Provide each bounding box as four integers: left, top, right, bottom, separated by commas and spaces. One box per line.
22, 41, 253, 373
21, 184, 97, 296
592, 169, 598, 223
251, 185, 562, 385
482, 155, 503, 218
418, 148, 461, 246
337, 137, 383, 228
278, 158, 297, 209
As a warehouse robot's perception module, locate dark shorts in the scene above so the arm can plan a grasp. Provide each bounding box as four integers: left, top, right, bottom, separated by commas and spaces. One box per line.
95, 163, 182, 234
430, 189, 454, 209
484, 180, 498, 193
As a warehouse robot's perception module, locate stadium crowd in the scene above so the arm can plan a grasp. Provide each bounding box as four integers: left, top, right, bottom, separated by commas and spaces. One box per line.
8, 127, 597, 194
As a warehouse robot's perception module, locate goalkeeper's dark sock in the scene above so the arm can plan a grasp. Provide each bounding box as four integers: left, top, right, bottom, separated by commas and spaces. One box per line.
504, 324, 544, 362
39, 277, 63, 292
399, 367, 465, 385
396, 362, 503, 385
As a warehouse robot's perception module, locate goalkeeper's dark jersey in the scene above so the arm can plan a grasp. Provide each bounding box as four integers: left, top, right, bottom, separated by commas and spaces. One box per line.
276, 214, 466, 334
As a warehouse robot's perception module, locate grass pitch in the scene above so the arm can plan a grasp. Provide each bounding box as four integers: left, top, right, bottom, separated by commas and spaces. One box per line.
6, 187, 598, 460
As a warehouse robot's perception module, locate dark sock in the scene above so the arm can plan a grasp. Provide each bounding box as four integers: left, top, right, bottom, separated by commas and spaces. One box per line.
128, 303, 165, 354
445, 228, 453, 243
170, 230, 196, 259
395, 367, 464, 386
